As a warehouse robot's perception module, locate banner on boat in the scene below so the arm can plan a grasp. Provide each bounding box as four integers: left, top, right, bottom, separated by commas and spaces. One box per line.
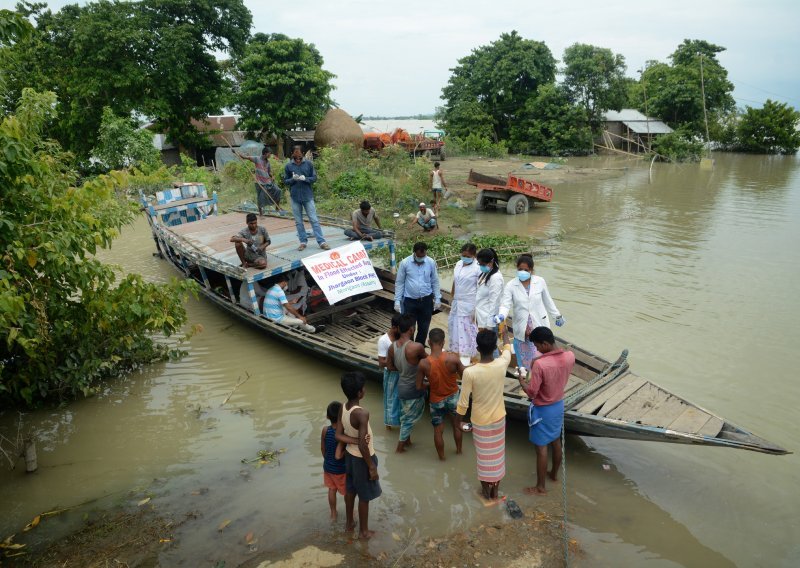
301, 242, 382, 305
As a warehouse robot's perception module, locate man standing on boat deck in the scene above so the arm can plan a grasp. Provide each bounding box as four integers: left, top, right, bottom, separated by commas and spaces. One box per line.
284, 146, 329, 251
394, 241, 441, 345
234, 146, 280, 216
231, 213, 270, 269
517, 326, 575, 496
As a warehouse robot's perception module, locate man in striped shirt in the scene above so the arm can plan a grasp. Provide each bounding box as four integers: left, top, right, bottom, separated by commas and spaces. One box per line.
235, 146, 281, 216
263, 274, 323, 333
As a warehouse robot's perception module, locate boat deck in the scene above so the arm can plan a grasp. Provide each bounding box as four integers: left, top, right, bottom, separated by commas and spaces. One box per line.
167, 211, 392, 283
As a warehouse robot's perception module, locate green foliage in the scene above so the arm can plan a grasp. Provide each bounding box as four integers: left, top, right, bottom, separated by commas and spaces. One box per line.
562, 43, 628, 131
0, 8, 32, 46
312, 144, 430, 218
440, 31, 556, 142
233, 33, 335, 139
650, 127, 704, 162
509, 84, 593, 156
635, 40, 735, 138
91, 107, 161, 171
444, 134, 508, 158
734, 100, 800, 154
390, 234, 538, 267
0, 0, 252, 160
0, 89, 197, 408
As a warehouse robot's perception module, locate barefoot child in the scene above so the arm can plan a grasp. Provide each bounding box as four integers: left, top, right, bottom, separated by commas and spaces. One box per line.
336, 372, 382, 539
517, 326, 575, 495
321, 401, 347, 520
416, 328, 465, 460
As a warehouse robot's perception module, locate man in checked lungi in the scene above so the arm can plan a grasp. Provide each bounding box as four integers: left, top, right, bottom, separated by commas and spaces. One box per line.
456, 328, 513, 501
517, 326, 575, 495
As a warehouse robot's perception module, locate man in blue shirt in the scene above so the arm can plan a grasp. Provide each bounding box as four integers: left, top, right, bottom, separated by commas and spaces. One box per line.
264, 274, 323, 333
394, 242, 441, 344
284, 146, 329, 252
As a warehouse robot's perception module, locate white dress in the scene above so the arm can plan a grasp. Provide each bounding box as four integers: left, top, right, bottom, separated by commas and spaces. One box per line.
448, 260, 481, 355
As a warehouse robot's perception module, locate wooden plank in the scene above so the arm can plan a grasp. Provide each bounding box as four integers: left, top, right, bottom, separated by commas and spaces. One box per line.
596, 377, 648, 417
564, 374, 584, 395
696, 416, 724, 438
606, 384, 667, 422
575, 374, 641, 415
667, 407, 712, 434
637, 395, 688, 428
570, 363, 596, 381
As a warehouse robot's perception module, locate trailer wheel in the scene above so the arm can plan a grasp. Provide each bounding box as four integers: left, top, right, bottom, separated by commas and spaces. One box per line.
439, 148, 446, 161
423, 150, 432, 159
475, 191, 486, 211
506, 194, 529, 215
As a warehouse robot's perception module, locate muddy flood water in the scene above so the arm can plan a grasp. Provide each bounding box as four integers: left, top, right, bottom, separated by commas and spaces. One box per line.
2, 153, 799, 566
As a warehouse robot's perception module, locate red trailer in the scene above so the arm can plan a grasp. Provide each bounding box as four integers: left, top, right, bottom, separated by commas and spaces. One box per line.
467, 169, 553, 215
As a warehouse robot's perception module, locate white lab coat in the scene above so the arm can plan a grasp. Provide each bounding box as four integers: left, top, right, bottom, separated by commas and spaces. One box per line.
475, 272, 504, 328
499, 275, 561, 338
451, 260, 481, 316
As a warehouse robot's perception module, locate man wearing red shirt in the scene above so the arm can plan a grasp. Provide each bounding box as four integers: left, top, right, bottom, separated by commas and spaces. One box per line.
518, 326, 575, 495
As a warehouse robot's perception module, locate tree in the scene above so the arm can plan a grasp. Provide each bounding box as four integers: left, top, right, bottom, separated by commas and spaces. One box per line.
0, 89, 197, 407
91, 107, 161, 171
440, 31, 556, 142
736, 100, 800, 154
561, 43, 627, 131
434, 100, 494, 140
509, 84, 593, 156
0, 0, 252, 160
233, 33, 335, 141
637, 40, 735, 138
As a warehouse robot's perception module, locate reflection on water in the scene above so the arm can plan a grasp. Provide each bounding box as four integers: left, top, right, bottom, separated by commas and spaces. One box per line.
1, 153, 799, 566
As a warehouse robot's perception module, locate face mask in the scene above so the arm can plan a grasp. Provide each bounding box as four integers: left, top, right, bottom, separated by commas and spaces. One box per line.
461, 256, 474, 265
414, 255, 425, 264
479, 264, 491, 274
517, 270, 531, 282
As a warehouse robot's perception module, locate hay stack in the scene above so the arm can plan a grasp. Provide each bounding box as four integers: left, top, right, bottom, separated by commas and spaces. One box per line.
315, 109, 364, 148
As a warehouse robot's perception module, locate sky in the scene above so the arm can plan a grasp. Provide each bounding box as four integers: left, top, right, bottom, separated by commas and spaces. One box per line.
5, 0, 799, 117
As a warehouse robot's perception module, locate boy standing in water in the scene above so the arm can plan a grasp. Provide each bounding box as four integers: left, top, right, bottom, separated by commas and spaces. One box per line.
518, 326, 575, 495
321, 401, 347, 520
336, 372, 382, 539
416, 328, 464, 460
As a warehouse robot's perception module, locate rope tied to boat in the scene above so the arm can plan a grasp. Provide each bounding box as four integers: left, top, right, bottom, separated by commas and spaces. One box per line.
563, 349, 630, 411
561, 423, 569, 567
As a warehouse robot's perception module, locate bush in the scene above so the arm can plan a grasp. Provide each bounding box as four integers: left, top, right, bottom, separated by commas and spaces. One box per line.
445, 134, 508, 158
651, 129, 705, 162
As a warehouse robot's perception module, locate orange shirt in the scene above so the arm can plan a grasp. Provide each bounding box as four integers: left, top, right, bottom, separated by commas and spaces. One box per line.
427, 353, 459, 403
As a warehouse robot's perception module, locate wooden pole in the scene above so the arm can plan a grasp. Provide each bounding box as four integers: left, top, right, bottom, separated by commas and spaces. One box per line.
699, 54, 711, 157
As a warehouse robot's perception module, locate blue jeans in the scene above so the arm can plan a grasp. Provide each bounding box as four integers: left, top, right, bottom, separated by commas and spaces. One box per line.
291, 198, 326, 245
417, 218, 437, 230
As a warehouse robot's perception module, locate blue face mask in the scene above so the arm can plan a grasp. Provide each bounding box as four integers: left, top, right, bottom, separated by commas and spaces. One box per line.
479, 264, 491, 274
461, 256, 474, 265
517, 270, 531, 282
414, 255, 426, 264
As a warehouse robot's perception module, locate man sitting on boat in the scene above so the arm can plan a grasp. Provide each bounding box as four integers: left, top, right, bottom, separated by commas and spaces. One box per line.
264, 274, 323, 333
231, 213, 270, 269
344, 200, 384, 241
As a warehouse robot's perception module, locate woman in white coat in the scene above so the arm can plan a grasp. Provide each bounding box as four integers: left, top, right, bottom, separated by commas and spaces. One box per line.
497, 254, 565, 372
448, 243, 481, 359
475, 248, 504, 332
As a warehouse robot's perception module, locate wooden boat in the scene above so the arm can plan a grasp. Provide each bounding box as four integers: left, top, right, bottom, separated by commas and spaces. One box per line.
141, 184, 789, 455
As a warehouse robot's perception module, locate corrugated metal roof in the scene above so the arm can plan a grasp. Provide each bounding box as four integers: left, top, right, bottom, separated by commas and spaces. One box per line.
604, 109, 649, 122
622, 120, 673, 135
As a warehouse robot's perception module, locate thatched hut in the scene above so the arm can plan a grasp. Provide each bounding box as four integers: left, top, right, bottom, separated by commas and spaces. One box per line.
314, 109, 363, 149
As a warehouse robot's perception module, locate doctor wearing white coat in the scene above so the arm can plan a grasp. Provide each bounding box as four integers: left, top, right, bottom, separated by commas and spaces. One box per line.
496, 254, 565, 372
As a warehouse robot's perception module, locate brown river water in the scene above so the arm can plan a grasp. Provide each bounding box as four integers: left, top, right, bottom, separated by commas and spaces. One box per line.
1, 153, 799, 566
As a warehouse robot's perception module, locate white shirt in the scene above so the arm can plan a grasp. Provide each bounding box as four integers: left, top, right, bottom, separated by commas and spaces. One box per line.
431, 170, 443, 189
475, 271, 505, 327
452, 259, 481, 316
377, 333, 392, 358
499, 275, 561, 339
415, 208, 436, 222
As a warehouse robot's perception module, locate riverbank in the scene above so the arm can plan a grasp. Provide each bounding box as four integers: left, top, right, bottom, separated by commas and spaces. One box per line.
21, 497, 573, 567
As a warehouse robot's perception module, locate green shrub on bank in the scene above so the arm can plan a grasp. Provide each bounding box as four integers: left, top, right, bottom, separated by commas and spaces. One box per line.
444, 134, 508, 158
651, 128, 705, 162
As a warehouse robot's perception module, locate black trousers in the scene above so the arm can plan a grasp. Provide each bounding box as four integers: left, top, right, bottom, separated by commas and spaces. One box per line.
403, 294, 434, 345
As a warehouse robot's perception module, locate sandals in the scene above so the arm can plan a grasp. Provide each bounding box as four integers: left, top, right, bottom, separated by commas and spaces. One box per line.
297, 243, 307, 251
